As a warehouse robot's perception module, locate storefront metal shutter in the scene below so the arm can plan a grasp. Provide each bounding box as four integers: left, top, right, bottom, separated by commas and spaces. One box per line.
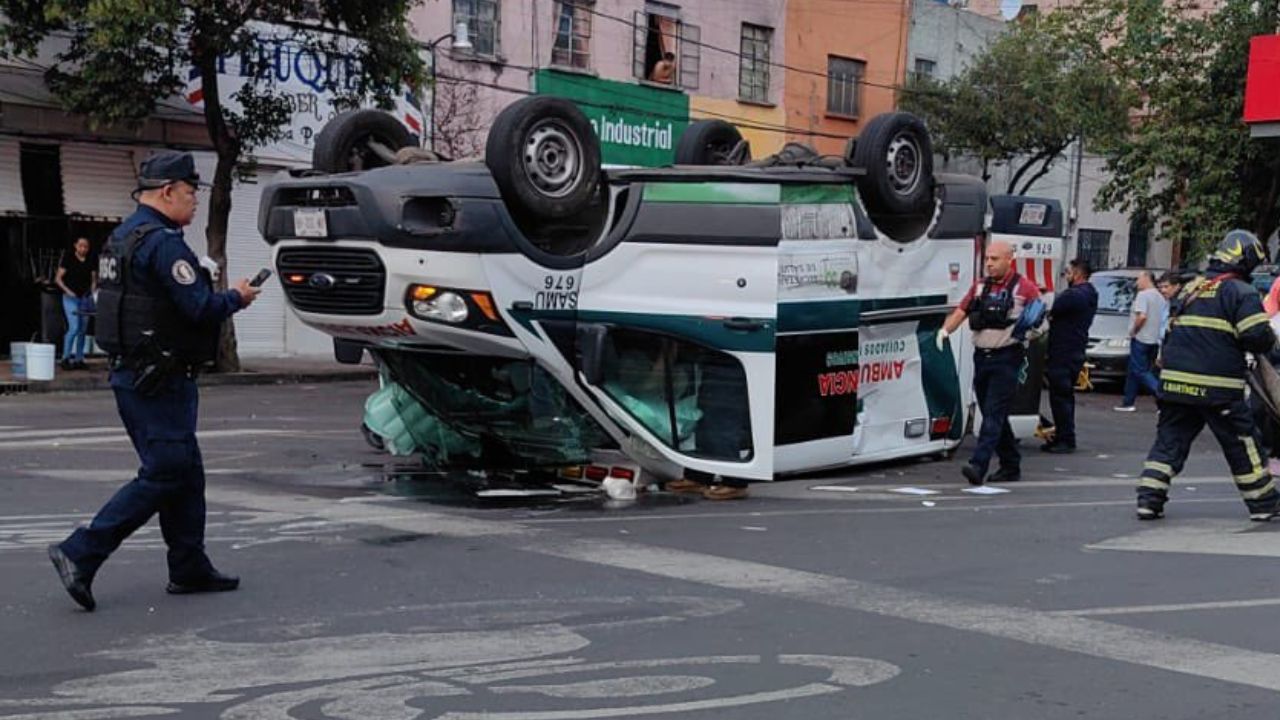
0, 139, 25, 213
225, 167, 285, 356
60, 143, 137, 219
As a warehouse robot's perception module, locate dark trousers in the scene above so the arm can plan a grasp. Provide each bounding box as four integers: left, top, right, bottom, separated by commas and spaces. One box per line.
1122, 339, 1161, 406
1046, 355, 1085, 447
971, 345, 1024, 474
1138, 400, 1280, 514
60, 373, 213, 581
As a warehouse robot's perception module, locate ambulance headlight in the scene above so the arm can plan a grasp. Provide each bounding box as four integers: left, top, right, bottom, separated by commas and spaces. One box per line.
408, 285, 469, 324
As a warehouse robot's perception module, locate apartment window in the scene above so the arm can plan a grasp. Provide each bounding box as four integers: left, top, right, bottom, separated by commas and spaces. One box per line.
453, 0, 500, 57
827, 56, 865, 117
632, 3, 700, 90
739, 23, 772, 103
1077, 228, 1112, 271
913, 57, 936, 80
552, 1, 592, 70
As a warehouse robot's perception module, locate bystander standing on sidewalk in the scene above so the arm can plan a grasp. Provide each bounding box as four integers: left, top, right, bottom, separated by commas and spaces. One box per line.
55, 237, 95, 371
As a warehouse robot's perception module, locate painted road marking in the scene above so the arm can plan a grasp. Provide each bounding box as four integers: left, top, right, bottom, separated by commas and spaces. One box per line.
1087, 518, 1280, 559
0, 597, 899, 719
169, 487, 1280, 695
0, 429, 351, 450
1055, 597, 1280, 617
0, 426, 120, 440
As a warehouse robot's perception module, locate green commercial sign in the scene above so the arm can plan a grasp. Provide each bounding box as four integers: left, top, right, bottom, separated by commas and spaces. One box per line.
535, 69, 689, 167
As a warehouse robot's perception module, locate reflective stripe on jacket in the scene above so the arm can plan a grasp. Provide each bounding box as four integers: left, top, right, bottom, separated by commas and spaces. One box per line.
1160, 272, 1276, 405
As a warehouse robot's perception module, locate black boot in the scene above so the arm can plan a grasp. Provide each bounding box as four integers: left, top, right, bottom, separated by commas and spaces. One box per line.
48, 544, 95, 611
167, 569, 240, 594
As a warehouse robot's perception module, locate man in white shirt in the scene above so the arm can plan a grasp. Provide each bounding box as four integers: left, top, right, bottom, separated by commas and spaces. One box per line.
1116, 270, 1167, 411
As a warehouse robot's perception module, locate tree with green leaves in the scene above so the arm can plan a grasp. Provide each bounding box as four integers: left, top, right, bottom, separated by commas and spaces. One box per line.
1049, 0, 1280, 262
901, 17, 1129, 197
0, 0, 425, 369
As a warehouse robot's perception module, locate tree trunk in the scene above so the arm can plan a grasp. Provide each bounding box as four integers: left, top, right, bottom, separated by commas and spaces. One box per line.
197, 48, 243, 373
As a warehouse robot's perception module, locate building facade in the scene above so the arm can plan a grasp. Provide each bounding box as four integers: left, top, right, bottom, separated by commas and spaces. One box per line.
414, 0, 795, 164
905, 0, 1165, 270
783, 0, 913, 156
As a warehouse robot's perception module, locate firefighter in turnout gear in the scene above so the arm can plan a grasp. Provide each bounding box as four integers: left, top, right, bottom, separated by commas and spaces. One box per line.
47, 151, 262, 611
1136, 229, 1280, 521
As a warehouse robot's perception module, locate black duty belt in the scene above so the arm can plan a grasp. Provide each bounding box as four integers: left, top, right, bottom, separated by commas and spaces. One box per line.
975, 344, 1024, 356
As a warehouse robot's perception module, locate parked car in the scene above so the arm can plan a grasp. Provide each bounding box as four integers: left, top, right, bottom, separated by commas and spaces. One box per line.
1251, 264, 1279, 295
1085, 268, 1164, 381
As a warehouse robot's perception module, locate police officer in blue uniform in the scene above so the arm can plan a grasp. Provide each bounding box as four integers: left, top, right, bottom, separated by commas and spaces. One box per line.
47, 151, 261, 611
1136, 230, 1280, 522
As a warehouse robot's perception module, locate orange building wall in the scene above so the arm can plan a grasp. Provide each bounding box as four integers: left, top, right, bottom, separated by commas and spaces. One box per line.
784, 0, 912, 155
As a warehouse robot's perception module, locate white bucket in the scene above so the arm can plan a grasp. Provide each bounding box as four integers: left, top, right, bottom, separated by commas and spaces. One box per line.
9, 342, 29, 380
25, 343, 56, 381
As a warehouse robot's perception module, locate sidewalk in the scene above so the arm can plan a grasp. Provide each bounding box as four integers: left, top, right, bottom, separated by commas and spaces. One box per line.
0, 355, 376, 395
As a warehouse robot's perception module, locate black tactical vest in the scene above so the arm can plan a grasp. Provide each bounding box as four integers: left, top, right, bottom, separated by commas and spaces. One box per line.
96, 223, 218, 364
967, 272, 1020, 331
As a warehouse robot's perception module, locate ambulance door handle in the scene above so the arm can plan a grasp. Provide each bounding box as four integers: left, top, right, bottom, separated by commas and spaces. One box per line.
723, 317, 765, 332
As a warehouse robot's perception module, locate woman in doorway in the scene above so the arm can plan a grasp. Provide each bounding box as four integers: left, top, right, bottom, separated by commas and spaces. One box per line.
55, 237, 95, 370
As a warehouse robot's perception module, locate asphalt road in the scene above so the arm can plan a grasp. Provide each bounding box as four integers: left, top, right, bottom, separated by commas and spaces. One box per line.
1, 381, 1278, 719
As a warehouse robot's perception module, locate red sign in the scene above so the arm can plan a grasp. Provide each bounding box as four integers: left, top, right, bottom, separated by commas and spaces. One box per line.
1245, 35, 1280, 125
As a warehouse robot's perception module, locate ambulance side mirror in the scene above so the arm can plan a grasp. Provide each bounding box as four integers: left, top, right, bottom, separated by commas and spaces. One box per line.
578, 324, 610, 385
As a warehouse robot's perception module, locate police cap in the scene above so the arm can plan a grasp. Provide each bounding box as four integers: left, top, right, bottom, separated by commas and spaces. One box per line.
136, 151, 206, 191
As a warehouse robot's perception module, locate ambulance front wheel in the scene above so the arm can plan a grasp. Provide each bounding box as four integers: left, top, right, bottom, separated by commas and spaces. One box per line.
486, 96, 601, 220
313, 110, 417, 173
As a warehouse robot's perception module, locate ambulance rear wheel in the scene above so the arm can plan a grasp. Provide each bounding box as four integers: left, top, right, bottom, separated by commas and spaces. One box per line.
486, 96, 601, 220
675, 119, 750, 165
313, 110, 416, 173
852, 112, 935, 233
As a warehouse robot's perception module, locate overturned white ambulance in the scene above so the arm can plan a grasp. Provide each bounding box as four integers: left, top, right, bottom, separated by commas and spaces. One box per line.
259, 97, 1050, 482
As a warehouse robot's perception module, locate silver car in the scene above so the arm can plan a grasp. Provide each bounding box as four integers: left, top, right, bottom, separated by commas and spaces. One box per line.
1086, 269, 1164, 381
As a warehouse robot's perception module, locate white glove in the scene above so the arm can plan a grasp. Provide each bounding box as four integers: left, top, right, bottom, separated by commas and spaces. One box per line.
935, 328, 949, 352
199, 255, 220, 283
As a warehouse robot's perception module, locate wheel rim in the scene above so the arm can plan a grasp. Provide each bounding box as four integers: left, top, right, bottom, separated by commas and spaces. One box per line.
885, 132, 923, 196
708, 141, 734, 165
522, 119, 583, 198
346, 133, 400, 172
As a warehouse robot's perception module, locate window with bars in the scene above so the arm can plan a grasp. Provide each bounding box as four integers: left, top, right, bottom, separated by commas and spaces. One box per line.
1077, 228, 1113, 271
913, 57, 936, 81
738, 23, 772, 103
826, 56, 865, 117
552, 1, 592, 70
453, 0, 500, 57
632, 5, 700, 90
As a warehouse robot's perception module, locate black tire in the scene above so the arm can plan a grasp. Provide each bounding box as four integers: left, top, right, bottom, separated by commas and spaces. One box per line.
485, 96, 601, 221
312, 110, 416, 174
851, 112, 934, 219
674, 119, 749, 165
361, 422, 386, 452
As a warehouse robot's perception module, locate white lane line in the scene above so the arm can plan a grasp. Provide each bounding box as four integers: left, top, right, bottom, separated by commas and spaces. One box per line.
197, 487, 1280, 694
531, 537, 1280, 694
520, 498, 1239, 524
803, 475, 1233, 492
0, 427, 120, 440
1055, 597, 1280, 617
0, 428, 349, 449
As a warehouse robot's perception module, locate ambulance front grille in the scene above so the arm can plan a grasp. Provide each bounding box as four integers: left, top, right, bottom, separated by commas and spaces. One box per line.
277, 247, 385, 315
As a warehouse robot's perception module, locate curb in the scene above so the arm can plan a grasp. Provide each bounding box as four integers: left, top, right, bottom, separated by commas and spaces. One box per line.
2, 368, 376, 395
